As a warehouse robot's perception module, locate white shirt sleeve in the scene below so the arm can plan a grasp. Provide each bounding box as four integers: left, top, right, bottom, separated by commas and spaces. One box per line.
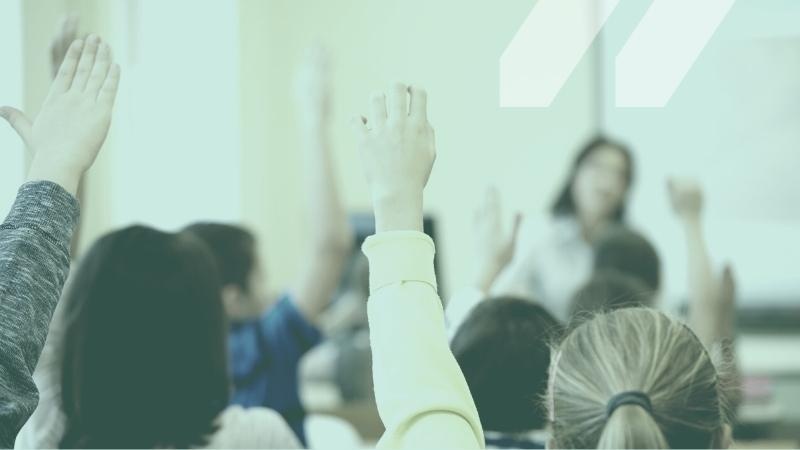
205, 406, 302, 449
363, 231, 484, 449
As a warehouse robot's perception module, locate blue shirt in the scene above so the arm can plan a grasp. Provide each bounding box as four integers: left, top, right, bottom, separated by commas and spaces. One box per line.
228, 295, 322, 445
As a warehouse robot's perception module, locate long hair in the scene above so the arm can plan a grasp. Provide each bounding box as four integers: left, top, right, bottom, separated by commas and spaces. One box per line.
548, 308, 730, 449
59, 226, 229, 448
551, 136, 634, 222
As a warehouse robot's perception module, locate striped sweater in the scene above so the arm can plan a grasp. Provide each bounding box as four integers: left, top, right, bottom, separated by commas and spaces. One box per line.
0, 181, 77, 448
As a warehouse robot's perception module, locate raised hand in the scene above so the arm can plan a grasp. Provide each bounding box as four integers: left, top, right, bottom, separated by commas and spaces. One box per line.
50, 15, 81, 78
352, 83, 435, 232
668, 177, 703, 221
1, 35, 120, 195
294, 45, 331, 129
471, 187, 522, 292
716, 264, 737, 341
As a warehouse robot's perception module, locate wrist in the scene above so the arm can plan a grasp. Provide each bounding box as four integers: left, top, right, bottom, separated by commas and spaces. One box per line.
470, 262, 503, 293
681, 215, 702, 230
372, 191, 424, 232
27, 157, 81, 196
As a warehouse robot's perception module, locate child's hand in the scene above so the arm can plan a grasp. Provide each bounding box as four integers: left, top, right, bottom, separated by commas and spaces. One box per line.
352, 84, 435, 232
294, 45, 331, 129
472, 187, 521, 292
1, 35, 120, 195
667, 178, 703, 222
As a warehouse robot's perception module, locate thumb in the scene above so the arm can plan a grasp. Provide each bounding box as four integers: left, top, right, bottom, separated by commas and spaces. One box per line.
0, 106, 33, 145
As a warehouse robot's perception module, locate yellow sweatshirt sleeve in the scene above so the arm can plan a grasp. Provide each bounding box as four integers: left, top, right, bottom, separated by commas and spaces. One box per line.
363, 231, 484, 449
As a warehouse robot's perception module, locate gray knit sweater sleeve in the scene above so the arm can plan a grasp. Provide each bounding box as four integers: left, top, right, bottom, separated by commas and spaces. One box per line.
0, 181, 78, 448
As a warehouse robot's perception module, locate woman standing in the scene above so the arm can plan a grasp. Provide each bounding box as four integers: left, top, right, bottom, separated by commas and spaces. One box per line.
491, 136, 635, 321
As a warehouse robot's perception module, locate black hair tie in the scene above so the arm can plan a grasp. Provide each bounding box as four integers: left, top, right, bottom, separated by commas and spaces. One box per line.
606, 391, 653, 418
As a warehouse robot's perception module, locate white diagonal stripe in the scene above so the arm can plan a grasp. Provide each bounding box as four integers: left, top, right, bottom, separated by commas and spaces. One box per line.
500, 0, 620, 107
616, 0, 736, 107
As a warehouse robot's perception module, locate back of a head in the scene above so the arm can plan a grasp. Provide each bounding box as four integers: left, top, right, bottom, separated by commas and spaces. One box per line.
183, 222, 256, 291
451, 297, 563, 433
569, 270, 656, 320
548, 308, 728, 449
594, 226, 661, 292
59, 226, 229, 448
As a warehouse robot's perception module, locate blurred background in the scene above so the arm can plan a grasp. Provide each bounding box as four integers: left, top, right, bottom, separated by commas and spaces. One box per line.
2, 0, 799, 446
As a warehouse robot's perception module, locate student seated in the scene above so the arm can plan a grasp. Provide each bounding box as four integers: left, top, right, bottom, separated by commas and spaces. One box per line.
25, 226, 300, 448
184, 223, 344, 444
0, 34, 119, 447
547, 307, 733, 449
182, 47, 352, 445
491, 136, 637, 321
351, 83, 484, 448
442, 188, 559, 448
350, 85, 739, 449
568, 269, 655, 319
593, 226, 661, 293
451, 298, 561, 449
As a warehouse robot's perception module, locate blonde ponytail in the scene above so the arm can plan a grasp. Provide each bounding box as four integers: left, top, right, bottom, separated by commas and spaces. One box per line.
597, 404, 668, 449
547, 308, 728, 449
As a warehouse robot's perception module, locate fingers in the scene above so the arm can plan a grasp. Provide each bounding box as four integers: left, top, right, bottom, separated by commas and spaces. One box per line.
0, 106, 33, 145
86, 42, 112, 95
71, 34, 101, 92
720, 264, 736, 293
408, 86, 427, 120
369, 92, 387, 127
387, 83, 408, 118
97, 63, 121, 107
51, 39, 84, 94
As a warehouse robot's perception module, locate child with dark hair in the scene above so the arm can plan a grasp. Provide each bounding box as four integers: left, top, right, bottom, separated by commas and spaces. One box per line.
593, 226, 661, 292
568, 269, 655, 319
183, 48, 352, 445
451, 298, 561, 449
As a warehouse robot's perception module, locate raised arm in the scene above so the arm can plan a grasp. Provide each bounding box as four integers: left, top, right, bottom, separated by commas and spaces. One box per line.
0, 35, 120, 447
352, 83, 483, 449
290, 47, 353, 325
446, 187, 521, 338
49, 14, 86, 256
667, 178, 719, 347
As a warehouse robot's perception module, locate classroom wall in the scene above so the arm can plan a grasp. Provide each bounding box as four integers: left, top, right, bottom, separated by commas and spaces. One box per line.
238, 0, 600, 294
596, 0, 800, 304
17, 0, 599, 295
21, 0, 115, 256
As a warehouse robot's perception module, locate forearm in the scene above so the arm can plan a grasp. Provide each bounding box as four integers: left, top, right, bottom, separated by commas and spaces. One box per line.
292, 125, 353, 324
302, 126, 352, 250
364, 231, 483, 449
682, 218, 721, 346
0, 181, 78, 447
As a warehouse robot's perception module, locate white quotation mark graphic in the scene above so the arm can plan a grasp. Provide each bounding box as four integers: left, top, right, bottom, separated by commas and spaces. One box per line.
500, 0, 736, 108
